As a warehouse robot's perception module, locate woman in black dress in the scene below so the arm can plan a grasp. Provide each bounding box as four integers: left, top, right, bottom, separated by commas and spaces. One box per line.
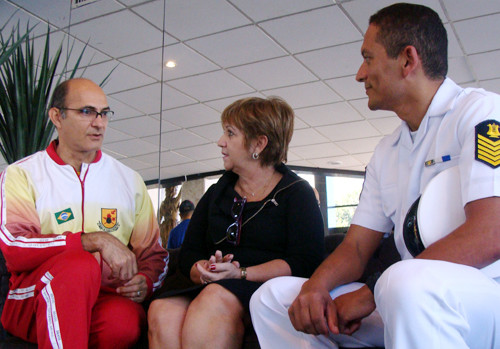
148, 96, 325, 348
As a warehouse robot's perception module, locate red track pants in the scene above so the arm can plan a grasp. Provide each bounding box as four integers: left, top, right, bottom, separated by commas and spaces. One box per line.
1, 250, 146, 348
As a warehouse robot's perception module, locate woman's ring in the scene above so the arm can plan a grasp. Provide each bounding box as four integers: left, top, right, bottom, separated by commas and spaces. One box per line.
137, 291, 141, 296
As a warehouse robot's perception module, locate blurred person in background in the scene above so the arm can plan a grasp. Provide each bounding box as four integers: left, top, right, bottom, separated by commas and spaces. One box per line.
167, 200, 195, 249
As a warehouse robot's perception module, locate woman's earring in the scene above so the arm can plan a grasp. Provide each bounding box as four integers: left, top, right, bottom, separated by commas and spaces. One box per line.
252, 152, 259, 160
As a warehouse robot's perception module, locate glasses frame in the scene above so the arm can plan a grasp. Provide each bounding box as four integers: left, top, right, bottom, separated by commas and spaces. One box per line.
59, 107, 114, 121
226, 196, 247, 245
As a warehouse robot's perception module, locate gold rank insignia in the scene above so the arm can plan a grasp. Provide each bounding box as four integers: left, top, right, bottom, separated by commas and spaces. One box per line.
475, 119, 500, 168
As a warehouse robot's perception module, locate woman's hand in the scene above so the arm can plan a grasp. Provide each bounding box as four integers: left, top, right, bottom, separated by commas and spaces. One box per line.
197, 253, 241, 283
191, 251, 240, 284
208, 250, 234, 264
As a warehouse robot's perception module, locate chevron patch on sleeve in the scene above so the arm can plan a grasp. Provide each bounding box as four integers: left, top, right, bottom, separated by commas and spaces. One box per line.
475, 119, 500, 168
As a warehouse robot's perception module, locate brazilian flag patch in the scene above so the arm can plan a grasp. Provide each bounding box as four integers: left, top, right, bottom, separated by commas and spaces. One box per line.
55, 208, 74, 225
476, 120, 500, 168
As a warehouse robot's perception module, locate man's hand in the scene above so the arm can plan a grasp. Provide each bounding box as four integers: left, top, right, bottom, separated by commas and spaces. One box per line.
116, 274, 147, 303
287, 225, 384, 337
288, 280, 339, 336
333, 285, 376, 335
81, 231, 138, 281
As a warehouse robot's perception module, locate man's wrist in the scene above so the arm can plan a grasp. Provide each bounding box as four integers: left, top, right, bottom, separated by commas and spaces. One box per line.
81, 232, 96, 252
240, 267, 247, 280
81, 231, 106, 252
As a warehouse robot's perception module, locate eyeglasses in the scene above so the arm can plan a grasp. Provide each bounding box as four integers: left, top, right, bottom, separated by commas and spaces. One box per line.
226, 197, 247, 245
59, 107, 114, 121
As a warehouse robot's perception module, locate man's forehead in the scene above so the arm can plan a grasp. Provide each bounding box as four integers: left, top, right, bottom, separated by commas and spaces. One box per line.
65, 80, 108, 107
363, 25, 378, 43
361, 26, 383, 53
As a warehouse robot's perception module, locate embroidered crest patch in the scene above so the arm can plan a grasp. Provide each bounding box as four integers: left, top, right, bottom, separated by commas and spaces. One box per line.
97, 208, 120, 232
55, 208, 74, 225
475, 119, 500, 168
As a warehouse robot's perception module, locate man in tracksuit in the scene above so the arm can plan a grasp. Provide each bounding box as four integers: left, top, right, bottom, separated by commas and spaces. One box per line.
0, 78, 168, 348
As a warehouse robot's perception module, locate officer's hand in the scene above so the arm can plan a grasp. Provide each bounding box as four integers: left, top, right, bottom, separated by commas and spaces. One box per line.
333, 285, 376, 335
288, 279, 339, 336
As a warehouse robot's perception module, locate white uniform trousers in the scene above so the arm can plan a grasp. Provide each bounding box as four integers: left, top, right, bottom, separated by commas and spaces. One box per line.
376, 259, 500, 349
250, 276, 384, 349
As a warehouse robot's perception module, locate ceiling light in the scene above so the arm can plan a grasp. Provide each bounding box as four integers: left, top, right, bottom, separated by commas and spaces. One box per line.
327, 160, 343, 165
165, 60, 176, 68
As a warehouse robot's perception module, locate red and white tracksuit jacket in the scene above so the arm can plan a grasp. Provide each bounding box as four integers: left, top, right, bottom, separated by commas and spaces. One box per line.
0, 141, 168, 347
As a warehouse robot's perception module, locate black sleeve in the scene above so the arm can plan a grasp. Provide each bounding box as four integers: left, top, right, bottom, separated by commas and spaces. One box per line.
282, 181, 325, 277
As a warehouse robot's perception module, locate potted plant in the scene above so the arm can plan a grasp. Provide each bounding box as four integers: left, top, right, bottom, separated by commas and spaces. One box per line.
0, 23, 30, 66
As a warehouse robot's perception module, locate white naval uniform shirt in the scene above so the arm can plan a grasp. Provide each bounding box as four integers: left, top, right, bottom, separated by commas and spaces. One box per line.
352, 78, 500, 278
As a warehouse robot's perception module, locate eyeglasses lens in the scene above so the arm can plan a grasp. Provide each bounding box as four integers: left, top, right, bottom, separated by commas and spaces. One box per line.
226, 222, 239, 243
226, 197, 246, 245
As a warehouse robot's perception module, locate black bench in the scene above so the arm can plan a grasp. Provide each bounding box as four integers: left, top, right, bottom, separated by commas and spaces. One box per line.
0, 233, 399, 348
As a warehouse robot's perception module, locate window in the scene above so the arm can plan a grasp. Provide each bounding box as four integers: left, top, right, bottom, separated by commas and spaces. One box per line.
147, 167, 366, 231
204, 176, 220, 191
296, 172, 315, 188
326, 174, 364, 229
203, 172, 316, 194
148, 187, 164, 217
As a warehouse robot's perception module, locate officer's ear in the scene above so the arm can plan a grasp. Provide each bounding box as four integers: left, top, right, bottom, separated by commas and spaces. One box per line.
400, 45, 419, 78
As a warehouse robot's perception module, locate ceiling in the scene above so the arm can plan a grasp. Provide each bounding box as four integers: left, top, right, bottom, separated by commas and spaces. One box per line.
2, 0, 500, 182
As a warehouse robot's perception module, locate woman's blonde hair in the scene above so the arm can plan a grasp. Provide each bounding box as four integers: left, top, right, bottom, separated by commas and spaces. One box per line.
221, 96, 294, 167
